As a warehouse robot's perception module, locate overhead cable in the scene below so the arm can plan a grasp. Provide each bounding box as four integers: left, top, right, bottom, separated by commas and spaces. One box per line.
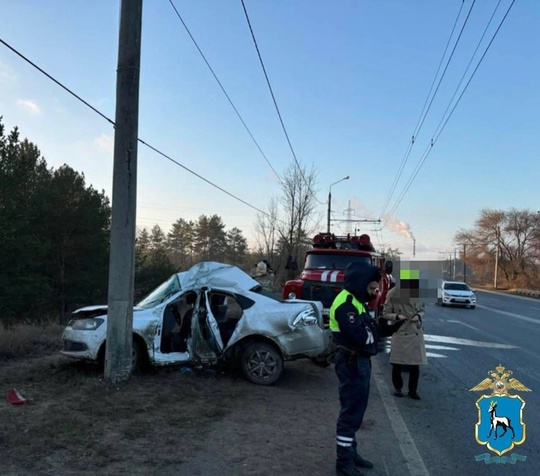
386, 0, 516, 217
239, 0, 324, 205
167, 0, 282, 182
379, 0, 470, 219
0, 37, 276, 221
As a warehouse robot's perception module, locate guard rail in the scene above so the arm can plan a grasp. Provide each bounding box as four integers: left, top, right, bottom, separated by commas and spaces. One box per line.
512, 288, 540, 298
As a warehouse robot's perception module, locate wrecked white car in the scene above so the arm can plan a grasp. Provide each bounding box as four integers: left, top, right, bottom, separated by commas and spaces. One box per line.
61, 262, 331, 385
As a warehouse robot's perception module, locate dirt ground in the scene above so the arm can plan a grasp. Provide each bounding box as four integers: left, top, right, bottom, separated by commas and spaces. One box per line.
1, 352, 376, 476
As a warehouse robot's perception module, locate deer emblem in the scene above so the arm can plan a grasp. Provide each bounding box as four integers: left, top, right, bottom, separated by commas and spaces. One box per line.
487, 400, 515, 440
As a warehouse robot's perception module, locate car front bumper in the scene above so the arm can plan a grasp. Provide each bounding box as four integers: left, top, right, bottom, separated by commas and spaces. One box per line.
60, 328, 103, 361
442, 296, 476, 306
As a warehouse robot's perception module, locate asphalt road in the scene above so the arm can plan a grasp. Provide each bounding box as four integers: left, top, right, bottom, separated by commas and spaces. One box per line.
374, 289, 540, 475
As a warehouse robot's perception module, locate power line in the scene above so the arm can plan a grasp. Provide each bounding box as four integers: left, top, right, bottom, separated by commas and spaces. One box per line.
379, 0, 469, 218
0, 37, 277, 221
239, 0, 324, 205
0, 39, 115, 127
386, 0, 516, 217
412, 0, 477, 147
331, 211, 346, 234
430, 0, 504, 142
167, 0, 282, 183
139, 138, 270, 214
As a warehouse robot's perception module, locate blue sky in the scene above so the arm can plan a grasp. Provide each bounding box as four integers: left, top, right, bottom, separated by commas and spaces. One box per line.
1, 0, 538, 260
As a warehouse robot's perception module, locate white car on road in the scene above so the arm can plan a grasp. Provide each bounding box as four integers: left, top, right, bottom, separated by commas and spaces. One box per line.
438, 280, 476, 309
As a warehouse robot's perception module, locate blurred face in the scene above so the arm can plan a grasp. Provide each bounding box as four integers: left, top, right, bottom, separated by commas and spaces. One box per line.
367, 281, 380, 299
392, 287, 420, 304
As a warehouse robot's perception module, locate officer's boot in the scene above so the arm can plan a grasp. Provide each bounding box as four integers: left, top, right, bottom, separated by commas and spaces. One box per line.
354, 453, 374, 469
336, 464, 365, 476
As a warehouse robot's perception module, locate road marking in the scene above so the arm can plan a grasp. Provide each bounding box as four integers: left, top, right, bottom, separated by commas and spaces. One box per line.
529, 306, 540, 311
476, 304, 540, 324
447, 320, 479, 331
424, 334, 518, 348
372, 358, 430, 476
425, 344, 459, 351
426, 352, 448, 358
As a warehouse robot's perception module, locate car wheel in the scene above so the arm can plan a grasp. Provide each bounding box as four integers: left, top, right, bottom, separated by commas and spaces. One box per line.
437, 298, 442, 306
240, 342, 283, 385
469, 305, 476, 309
97, 338, 145, 374
131, 339, 142, 374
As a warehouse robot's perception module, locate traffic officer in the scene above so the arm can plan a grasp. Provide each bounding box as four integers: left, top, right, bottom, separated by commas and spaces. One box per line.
329, 261, 383, 476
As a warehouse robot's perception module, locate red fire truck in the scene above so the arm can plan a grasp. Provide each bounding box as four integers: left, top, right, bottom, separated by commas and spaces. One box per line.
283, 233, 385, 328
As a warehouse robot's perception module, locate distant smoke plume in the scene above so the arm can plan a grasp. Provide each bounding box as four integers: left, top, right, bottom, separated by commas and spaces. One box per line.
384, 215, 414, 239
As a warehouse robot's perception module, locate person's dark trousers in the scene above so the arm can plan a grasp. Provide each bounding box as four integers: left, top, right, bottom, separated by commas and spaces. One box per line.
335, 352, 371, 470
392, 363, 419, 394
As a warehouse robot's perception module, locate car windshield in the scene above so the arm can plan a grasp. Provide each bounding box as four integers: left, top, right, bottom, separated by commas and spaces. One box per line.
444, 283, 470, 291
305, 254, 371, 270
136, 275, 181, 309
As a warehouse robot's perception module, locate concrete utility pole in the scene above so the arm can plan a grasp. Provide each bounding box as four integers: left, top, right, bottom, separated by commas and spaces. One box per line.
105, 0, 143, 384
493, 225, 500, 289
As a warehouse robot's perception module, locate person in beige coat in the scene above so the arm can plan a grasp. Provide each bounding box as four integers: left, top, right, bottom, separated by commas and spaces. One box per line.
382, 286, 427, 400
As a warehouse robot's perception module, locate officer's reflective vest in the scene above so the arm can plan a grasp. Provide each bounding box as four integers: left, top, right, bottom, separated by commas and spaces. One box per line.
329, 289, 366, 332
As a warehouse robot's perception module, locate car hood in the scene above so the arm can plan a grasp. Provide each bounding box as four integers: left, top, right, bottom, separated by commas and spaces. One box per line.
444, 290, 474, 297
71, 305, 144, 319
177, 261, 259, 292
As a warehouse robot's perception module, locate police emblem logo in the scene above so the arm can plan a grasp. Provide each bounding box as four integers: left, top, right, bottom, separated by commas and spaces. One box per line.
470, 364, 531, 464
347, 312, 356, 324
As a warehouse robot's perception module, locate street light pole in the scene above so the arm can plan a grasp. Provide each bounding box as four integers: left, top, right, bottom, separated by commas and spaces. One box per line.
327, 176, 349, 233
463, 243, 467, 283
494, 225, 500, 289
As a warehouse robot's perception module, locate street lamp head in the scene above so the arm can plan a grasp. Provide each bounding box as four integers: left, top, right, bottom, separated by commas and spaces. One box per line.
330, 176, 350, 189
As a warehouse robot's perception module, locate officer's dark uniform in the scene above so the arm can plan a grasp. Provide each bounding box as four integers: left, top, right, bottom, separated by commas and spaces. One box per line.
329, 262, 383, 476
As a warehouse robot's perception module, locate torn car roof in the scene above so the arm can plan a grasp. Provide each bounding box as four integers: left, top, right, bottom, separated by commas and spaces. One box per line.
177, 262, 259, 292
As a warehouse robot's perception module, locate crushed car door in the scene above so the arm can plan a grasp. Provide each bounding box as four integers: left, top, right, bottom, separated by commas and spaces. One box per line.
190, 291, 223, 363
152, 294, 191, 364
204, 290, 225, 353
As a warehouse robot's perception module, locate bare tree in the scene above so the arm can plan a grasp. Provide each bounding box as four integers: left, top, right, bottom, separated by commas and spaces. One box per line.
276, 162, 320, 281
455, 208, 540, 288
382, 246, 402, 261
254, 197, 279, 267
254, 162, 321, 286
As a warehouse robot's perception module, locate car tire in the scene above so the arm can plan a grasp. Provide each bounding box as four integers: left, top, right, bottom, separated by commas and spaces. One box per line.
469, 305, 476, 309
97, 338, 145, 374
437, 298, 442, 306
131, 339, 142, 374
240, 342, 283, 385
